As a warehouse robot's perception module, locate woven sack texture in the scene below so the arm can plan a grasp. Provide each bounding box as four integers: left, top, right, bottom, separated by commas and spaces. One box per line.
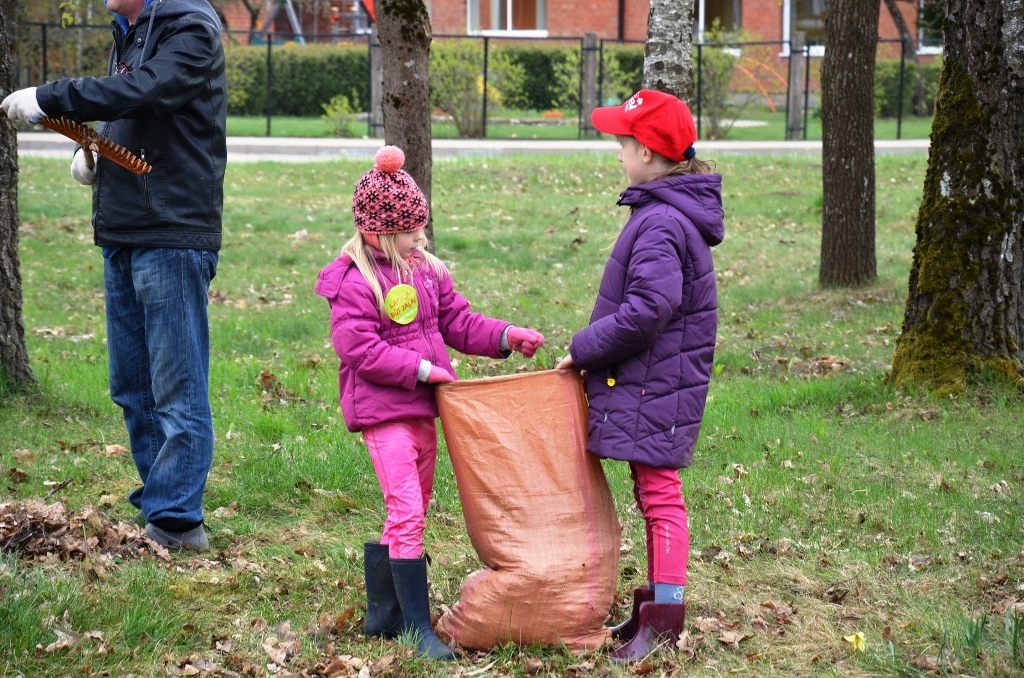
435, 369, 621, 650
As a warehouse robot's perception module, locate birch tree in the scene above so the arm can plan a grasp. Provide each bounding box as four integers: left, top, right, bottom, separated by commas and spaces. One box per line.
889, 0, 1024, 394
643, 0, 695, 101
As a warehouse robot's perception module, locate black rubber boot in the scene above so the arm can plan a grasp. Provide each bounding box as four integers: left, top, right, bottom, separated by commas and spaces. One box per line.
362, 542, 404, 638
390, 557, 456, 660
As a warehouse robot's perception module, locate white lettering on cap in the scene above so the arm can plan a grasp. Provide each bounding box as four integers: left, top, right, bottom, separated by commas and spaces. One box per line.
624, 93, 644, 111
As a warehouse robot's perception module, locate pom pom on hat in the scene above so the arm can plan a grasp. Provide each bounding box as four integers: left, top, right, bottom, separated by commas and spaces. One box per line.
352, 145, 429, 235
374, 145, 405, 174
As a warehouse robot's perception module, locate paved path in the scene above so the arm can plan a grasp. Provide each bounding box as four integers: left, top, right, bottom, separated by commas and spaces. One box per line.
16, 132, 929, 162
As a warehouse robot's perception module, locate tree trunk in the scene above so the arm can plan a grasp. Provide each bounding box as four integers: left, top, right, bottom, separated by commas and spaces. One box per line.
0, 6, 34, 389
818, 0, 879, 287
643, 0, 695, 101
376, 0, 434, 249
889, 0, 1024, 394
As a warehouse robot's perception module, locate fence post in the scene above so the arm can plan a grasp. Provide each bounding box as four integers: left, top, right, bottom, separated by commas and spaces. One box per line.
896, 38, 906, 140
696, 42, 702, 139
482, 36, 489, 138
785, 32, 804, 140
41, 23, 48, 84
369, 27, 384, 138
597, 38, 604, 110
581, 32, 598, 138
265, 34, 272, 137
802, 39, 812, 140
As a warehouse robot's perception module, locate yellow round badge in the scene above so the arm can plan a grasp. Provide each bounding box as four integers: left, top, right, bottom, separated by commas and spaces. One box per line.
384, 284, 419, 324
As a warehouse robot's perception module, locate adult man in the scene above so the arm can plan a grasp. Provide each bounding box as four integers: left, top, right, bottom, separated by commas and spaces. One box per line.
2, 0, 227, 550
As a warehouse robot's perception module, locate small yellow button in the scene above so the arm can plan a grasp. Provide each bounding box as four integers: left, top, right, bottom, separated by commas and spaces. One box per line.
606, 378, 616, 387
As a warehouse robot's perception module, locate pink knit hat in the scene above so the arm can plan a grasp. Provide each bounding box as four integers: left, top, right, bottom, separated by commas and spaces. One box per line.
352, 146, 429, 234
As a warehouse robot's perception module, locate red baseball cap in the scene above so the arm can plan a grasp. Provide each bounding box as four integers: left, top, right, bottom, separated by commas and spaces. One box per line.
591, 89, 697, 162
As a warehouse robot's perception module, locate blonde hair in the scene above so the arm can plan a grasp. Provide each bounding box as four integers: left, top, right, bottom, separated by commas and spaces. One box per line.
340, 230, 447, 314
666, 156, 716, 175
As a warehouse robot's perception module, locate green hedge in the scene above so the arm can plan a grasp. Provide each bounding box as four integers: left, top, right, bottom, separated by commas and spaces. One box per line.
225, 44, 369, 117
488, 42, 578, 111
875, 57, 942, 117
224, 41, 646, 117
224, 41, 940, 121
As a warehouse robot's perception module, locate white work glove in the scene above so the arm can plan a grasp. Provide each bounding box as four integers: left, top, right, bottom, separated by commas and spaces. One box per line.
70, 148, 96, 186
1, 87, 44, 124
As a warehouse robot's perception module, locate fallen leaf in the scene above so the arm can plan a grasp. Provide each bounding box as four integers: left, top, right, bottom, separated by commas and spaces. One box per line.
717, 630, 752, 650
675, 629, 697, 659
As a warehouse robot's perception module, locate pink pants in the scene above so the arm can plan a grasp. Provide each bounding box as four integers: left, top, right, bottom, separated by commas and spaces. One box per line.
630, 462, 690, 586
363, 417, 438, 559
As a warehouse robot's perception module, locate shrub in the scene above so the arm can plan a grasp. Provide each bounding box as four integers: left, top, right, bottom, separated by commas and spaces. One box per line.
321, 92, 360, 137
874, 56, 942, 117
224, 43, 369, 117
430, 39, 523, 137
600, 43, 644, 105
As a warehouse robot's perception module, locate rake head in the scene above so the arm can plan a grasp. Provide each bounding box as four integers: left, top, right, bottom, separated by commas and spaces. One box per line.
36, 117, 152, 175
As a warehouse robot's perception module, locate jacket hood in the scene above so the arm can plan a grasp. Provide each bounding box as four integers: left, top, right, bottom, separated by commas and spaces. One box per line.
109, 0, 222, 35
618, 173, 725, 247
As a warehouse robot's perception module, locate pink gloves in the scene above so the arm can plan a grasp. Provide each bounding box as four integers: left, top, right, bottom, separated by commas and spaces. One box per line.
426, 365, 455, 383
507, 327, 545, 358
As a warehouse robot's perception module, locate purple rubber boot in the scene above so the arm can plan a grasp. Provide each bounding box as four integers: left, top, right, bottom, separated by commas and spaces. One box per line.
608, 587, 656, 641
609, 601, 686, 663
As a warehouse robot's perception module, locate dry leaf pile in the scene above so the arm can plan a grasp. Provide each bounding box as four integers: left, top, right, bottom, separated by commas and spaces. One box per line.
0, 498, 170, 564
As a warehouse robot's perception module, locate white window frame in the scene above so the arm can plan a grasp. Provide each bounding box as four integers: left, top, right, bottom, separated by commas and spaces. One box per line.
467, 0, 548, 36
779, 0, 826, 57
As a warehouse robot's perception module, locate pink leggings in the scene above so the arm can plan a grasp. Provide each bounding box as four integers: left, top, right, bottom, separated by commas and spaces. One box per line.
630, 462, 689, 586
363, 417, 438, 559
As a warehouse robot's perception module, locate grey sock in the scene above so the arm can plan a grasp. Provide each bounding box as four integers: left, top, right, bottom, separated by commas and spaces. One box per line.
653, 583, 684, 604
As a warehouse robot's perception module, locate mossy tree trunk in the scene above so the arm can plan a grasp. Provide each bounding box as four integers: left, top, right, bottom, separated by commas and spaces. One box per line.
819, 0, 879, 287
376, 0, 434, 248
643, 0, 695, 102
0, 6, 34, 390
889, 0, 1024, 394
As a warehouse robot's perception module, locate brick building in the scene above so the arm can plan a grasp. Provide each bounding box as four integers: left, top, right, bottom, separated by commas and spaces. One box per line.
220, 0, 921, 46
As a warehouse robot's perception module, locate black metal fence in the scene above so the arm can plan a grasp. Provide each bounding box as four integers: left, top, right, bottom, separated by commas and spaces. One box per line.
13, 22, 941, 141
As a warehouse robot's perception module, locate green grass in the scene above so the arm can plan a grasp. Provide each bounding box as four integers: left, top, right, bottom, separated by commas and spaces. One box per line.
227, 111, 934, 141
2, 153, 1022, 677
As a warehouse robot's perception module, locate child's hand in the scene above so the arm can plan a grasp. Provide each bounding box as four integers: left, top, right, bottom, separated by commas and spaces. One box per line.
556, 355, 575, 370
426, 365, 455, 384
507, 327, 545, 358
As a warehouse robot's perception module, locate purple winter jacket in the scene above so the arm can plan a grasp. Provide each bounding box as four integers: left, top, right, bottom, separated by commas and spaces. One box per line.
570, 173, 724, 469
315, 251, 510, 432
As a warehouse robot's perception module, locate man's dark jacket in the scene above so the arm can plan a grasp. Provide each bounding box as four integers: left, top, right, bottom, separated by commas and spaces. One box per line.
36, 0, 227, 251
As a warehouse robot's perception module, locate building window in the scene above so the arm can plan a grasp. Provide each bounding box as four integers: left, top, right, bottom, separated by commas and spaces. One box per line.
781, 0, 827, 55
917, 0, 943, 53
469, 0, 547, 35
695, 0, 741, 41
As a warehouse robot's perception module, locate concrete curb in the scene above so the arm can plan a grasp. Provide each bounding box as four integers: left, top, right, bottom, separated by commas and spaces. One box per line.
16, 131, 929, 162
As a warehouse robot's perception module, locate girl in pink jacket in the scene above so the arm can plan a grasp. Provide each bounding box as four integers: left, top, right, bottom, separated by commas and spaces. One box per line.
315, 146, 544, 660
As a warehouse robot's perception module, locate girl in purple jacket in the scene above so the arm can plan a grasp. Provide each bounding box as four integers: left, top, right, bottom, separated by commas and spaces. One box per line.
316, 146, 544, 660
558, 90, 724, 661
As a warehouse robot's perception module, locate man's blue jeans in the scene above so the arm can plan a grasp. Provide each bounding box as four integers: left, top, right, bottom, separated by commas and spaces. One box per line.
104, 248, 218, 532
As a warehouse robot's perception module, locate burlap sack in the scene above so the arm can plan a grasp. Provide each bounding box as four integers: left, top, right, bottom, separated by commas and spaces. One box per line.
434, 369, 621, 650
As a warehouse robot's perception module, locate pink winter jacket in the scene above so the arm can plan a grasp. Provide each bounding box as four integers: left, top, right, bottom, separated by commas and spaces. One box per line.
315, 251, 511, 432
